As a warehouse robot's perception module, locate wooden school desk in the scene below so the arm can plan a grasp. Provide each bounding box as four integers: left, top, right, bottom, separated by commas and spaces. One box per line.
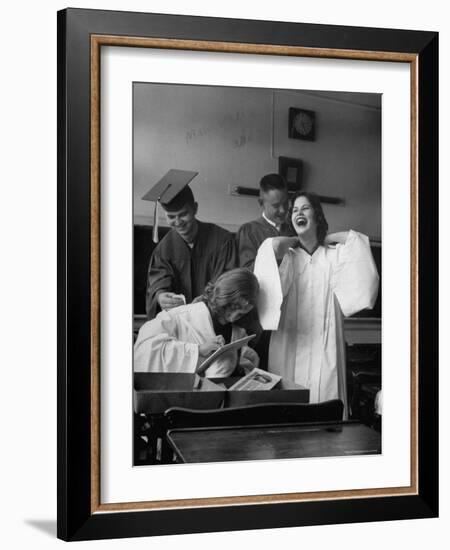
166, 421, 381, 463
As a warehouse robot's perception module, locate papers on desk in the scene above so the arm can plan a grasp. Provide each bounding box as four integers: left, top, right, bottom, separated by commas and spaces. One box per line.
228, 368, 281, 391
196, 334, 256, 375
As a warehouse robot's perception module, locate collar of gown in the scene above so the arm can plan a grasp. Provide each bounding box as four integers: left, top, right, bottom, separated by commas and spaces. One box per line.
262, 213, 280, 231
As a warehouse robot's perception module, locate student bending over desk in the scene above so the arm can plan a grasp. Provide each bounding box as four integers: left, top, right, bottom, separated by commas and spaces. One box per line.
134, 268, 260, 377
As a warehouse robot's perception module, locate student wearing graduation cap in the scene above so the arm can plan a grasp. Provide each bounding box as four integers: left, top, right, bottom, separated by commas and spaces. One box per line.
143, 169, 238, 319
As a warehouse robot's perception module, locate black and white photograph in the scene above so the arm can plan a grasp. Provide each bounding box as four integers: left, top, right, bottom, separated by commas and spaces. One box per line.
57, 11, 438, 538
132, 82, 382, 466
1, 0, 444, 547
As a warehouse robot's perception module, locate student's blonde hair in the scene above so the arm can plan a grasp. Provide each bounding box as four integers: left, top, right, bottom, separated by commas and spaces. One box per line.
201, 268, 259, 318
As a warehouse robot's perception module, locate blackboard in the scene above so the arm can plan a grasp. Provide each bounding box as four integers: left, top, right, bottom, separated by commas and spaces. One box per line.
134, 225, 170, 315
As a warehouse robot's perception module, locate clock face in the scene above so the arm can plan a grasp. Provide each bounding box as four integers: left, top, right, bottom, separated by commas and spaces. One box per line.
294, 112, 313, 135
289, 108, 315, 141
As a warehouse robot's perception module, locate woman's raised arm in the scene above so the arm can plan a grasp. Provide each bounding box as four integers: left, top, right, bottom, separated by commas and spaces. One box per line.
324, 231, 349, 245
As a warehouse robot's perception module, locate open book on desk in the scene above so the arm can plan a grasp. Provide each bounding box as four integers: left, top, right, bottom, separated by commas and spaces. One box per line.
195, 334, 256, 375
228, 368, 281, 391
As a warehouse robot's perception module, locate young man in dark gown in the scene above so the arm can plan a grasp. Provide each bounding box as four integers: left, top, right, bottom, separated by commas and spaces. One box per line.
236, 174, 295, 367
146, 184, 237, 319
236, 173, 295, 271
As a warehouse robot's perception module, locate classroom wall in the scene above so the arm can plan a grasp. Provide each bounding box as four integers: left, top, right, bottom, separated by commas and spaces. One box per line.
134, 83, 381, 238
134, 83, 277, 230
273, 90, 381, 238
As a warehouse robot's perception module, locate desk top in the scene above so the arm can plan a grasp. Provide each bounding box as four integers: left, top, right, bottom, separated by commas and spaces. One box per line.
167, 422, 381, 464
134, 373, 309, 414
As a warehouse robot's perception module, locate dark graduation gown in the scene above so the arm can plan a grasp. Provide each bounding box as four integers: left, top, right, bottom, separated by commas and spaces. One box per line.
146, 221, 237, 319
236, 217, 295, 270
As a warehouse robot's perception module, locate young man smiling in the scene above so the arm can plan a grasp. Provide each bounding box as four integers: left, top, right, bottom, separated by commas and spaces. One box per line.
145, 182, 237, 319
235, 173, 295, 368
236, 173, 295, 271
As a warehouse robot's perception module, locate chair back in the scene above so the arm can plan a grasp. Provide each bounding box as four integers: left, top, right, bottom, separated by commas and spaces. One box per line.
164, 399, 344, 429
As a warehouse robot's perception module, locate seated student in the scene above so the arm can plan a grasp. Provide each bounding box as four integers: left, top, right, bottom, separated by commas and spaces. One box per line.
254, 192, 379, 415
134, 268, 260, 377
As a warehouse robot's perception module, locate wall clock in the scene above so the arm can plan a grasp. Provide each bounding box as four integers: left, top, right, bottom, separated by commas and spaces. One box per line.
289, 107, 316, 141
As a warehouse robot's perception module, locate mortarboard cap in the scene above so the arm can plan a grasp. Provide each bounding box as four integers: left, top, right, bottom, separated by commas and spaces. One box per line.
142, 169, 199, 243
142, 169, 198, 210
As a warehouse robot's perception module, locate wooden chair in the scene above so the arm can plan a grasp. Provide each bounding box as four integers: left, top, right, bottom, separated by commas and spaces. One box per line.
350, 370, 381, 425
164, 399, 344, 430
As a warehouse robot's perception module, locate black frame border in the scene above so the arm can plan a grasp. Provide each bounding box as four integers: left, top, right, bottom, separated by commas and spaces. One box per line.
57, 8, 438, 541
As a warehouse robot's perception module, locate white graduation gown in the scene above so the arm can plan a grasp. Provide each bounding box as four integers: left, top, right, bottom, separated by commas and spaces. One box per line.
254, 230, 379, 408
134, 301, 245, 377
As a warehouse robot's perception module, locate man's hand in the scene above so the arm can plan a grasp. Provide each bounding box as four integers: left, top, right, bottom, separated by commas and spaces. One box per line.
157, 292, 185, 310
198, 336, 225, 358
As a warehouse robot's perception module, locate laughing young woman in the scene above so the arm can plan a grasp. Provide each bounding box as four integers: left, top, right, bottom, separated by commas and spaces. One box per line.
254, 192, 379, 415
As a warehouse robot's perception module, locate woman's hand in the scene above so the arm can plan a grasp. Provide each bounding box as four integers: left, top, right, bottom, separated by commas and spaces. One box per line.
239, 345, 260, 371
198, 335, 225, 357
324, 231, 349, 245
271, 236, 298, 260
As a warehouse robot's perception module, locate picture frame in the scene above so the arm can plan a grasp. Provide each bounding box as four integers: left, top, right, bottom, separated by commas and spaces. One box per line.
278, 156, 303, 192
57, 7, 438, 541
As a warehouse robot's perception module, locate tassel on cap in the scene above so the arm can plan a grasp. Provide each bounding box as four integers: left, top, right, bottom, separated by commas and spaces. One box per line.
152, 201, 159, 244
142, 169, 199, 243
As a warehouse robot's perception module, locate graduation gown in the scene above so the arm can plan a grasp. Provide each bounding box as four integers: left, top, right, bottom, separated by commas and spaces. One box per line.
134, 302, 247, 377
146, 221, 237, 319
254, 231, 379, 410
236, 217, 295, 271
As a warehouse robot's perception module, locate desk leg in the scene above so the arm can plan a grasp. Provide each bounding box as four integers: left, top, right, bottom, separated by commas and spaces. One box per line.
134, 413, 177, 465
160, 439, 175, 464
134, 413, 158, 465
150, 414, 176, 464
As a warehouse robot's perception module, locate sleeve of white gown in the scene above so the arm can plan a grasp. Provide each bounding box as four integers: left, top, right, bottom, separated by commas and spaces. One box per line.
204, 325, 247, 378
331, 230, 380, 317
133, 311, 199, 373
204, 349, 238, 378
253, 238, 293, 330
